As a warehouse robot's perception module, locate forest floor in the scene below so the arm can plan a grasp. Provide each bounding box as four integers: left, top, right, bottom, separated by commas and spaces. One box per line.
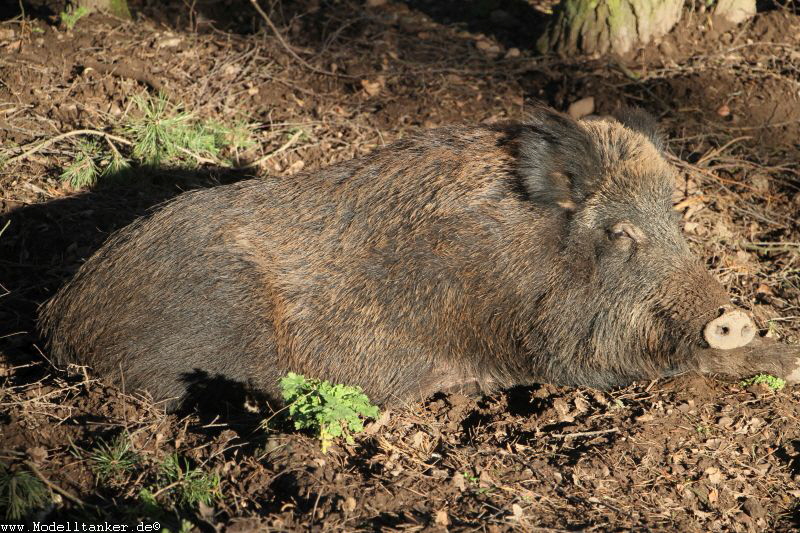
1, 0, 799, 531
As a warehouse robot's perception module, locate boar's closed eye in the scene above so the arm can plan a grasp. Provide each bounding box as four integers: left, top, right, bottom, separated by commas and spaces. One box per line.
608, 222, 643, 243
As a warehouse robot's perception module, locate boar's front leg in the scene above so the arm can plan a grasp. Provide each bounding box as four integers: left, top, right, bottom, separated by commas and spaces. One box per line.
694, 337, 800, 384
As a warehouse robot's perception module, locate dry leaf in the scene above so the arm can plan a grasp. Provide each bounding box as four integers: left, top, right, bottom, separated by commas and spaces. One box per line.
157, 37, 182, 48
705, 467, 723, 484
361, 77, 385, 97
343, 496, 357, 512
511, 503, 524, 520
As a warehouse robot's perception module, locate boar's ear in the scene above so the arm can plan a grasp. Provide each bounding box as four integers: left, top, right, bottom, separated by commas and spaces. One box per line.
516, 106, 602, 211
613, 107, 664, 152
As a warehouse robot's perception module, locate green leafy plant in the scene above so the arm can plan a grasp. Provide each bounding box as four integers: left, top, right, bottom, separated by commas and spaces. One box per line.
740, 373, 786, 391
90, 433, 139, 482
158, 454, 220, 507
279, 372, 380, 452
60, 6, 91, 30
0, 463, 50, 521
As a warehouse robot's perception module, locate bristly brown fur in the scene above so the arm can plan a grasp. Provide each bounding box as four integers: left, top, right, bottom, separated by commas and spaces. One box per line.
38, 107, 800, 410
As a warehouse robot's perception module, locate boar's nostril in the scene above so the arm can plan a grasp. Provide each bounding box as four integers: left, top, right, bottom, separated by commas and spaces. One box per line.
704, 309, 757, 350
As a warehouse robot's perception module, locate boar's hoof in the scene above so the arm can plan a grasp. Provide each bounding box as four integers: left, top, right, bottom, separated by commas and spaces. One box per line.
704, 308, 756, 350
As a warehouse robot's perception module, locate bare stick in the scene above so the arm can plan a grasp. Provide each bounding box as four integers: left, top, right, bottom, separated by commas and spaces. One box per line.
25, 460, 91, 509
551, 427, 619, 439
176, 146, 221, 166
248, 0, 348, 78
5, 129, 133, 165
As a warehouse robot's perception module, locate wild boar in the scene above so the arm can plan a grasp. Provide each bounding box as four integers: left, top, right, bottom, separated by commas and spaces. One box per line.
39, 107, 800, 409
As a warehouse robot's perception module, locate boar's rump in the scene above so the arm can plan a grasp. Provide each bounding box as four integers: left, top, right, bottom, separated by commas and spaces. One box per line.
38, 106, 800, 410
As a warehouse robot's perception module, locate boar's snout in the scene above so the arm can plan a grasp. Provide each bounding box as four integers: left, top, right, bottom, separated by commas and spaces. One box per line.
703, 307, 756, 350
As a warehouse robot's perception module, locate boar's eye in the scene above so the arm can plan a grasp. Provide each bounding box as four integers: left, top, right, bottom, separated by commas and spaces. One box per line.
607, 222, 642, 243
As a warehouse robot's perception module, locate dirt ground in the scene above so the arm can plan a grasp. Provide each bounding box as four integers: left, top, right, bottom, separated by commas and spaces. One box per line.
1, 0, 799, 531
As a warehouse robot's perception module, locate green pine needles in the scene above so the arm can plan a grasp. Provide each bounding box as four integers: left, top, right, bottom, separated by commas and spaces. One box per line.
0, 463, 50, 521
125, 92, 254, 167
279, 373, 380, 452
89, 433, 139, 483
157, 454, 220, 507
48, 92, 257, 189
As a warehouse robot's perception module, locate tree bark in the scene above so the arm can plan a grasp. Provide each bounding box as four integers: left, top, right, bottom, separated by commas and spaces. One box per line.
73, 0, 131, 19
537, 0, 683, 57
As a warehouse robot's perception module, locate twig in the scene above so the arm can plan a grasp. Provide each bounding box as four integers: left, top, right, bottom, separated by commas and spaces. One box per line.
150, 480, 182, 500
695, 136, 753, 167
741, 242, 800, 254
176, 146, 221, 166
24, 460, 91, 509
248, 0, 348, 79
4, 129, 133, 165
0, 219, 10, 239
241, 130, 303, 169
551, 427, 619, 439
310, 490, 323, 525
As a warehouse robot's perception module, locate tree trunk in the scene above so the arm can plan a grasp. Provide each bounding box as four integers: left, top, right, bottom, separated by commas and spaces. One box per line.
537, 0, 683, 58
73, 0, 131, 19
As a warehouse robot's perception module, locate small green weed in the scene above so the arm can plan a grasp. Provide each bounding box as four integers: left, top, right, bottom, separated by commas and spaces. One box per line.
0, 463, 50, 521
279, 372, 380, 452
462, 472, 479, 484
90, 433, 139, 483
740, 373, 786, 391
158, 454, 220, 507
60, 6, 91, 30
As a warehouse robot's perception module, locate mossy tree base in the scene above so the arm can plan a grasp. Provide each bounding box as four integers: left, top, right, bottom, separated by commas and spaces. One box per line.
537, 0, 683, 57
73, 0, 131, 19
